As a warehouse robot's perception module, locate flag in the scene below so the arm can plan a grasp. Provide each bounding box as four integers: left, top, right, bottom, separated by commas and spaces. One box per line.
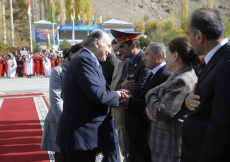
86, 20, 89, 25
78, 13, 81, 21
92, 15, 95, 26
57, 15, 60, 23
26, 0, 31, 15
46, 30, 51, 51
50, 1, 55, 23
99, 15, 102, 24
70, 2, 75, 21
78, 13, 82, 26
78, 20, 82, 26
63, 12, 67, 25
84, 14, 89, 25
65, 19, 69, 25
83, 14, 87, 23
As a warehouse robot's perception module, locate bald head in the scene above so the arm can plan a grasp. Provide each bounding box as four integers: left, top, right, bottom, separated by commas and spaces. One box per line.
84, 29, 109, 47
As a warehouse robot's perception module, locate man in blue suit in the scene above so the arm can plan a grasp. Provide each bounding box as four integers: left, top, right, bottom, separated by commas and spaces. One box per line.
56, 29, 126, 162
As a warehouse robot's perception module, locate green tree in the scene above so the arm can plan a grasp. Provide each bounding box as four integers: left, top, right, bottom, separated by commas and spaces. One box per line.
138, 36, 151, 51
32, 40, 42, 52
147, 19, 186, 44
0, 42, 12, 55
223, 17, 230, 37
59, 39, 71, 51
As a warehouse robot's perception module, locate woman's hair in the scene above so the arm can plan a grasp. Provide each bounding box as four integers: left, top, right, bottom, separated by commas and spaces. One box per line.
167, 37, 200, 66
8, 54, 13, 59
64, 43, 83, 61
62, 48, 70, 56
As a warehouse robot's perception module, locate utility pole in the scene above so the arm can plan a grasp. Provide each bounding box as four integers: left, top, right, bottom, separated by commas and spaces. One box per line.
2, 0, 6, 44
10, 0, 14, 47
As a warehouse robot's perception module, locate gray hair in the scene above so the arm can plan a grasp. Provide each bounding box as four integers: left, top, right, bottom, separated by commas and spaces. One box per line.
190, 8, 225, 40
148, 42, 166, 59
84, 29, 104, 47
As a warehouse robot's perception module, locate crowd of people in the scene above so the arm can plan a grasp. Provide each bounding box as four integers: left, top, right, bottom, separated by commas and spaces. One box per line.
0, 52, 62, 78
39, 8, 230, 162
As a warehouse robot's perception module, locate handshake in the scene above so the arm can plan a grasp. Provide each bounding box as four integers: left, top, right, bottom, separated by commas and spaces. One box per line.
116, 89, 132, 107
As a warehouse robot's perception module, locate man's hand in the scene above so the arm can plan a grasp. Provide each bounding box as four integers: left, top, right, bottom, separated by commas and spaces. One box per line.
119, 92, 132, 106
121, 75, 137, 90
116, 89, 130, 100
185, 83, 200, 111
145, 107, 156, 121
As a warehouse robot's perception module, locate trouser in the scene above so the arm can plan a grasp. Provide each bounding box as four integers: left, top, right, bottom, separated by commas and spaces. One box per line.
54, 152, 62, 162
151, 150, 180, 162
61, 147, 96, 162
127, 131, 138, 162
102, 120, 121, 162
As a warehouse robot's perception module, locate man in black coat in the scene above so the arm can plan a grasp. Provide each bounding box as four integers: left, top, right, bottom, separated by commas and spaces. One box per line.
99, 52, 118, 86
181, 8, 230, 162
120, 42, 172, 162
111, 29, 151, 162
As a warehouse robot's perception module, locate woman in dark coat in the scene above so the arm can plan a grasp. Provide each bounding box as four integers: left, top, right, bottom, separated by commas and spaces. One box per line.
17, 56, 24, 77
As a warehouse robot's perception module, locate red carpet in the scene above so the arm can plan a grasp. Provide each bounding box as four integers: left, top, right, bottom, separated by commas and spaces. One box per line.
0, 93, 51, 162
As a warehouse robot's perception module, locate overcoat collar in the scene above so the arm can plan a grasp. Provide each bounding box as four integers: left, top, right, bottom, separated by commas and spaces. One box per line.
141, 65, 167, 96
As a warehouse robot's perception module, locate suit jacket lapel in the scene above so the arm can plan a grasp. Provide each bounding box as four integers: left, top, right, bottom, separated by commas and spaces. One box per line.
142, 65, 166, 96
197, 42, 230, 89
128, 51, 144, 73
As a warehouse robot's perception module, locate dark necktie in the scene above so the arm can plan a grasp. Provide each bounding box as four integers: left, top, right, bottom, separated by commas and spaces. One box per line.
145, 72, 154, 85
198, 58, 206, 75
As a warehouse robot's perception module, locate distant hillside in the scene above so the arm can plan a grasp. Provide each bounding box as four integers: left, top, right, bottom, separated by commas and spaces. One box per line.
93, 0, 230, 24
1, 0, 229, 47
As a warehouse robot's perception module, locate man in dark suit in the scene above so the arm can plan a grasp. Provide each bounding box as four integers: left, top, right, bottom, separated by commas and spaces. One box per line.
99, 49, 118, 86
120, 42, 172, 162
111, 29, 151, 162
181, 8, 230, 162
56, 29, 126, 162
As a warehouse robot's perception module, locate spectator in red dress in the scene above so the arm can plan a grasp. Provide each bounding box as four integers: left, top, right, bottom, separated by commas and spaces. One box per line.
40, 54, 45, 76
0, 56, 3, 77
34, 54, 41, 76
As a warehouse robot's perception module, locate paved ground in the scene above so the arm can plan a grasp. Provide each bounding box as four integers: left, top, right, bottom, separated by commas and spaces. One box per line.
0, 76, 50, 103
0, 76, 123, 162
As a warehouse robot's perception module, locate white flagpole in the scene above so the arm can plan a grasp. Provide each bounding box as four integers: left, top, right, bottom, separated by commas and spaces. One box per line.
29, 10, 33, 52
72, 20, 75, 43
10, 0, 14, 47
72, 0, 75, 44
51, 0, 55, 49
2, 0, 6, 44
57, 26, 60, 46
53, 23, 55, 47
